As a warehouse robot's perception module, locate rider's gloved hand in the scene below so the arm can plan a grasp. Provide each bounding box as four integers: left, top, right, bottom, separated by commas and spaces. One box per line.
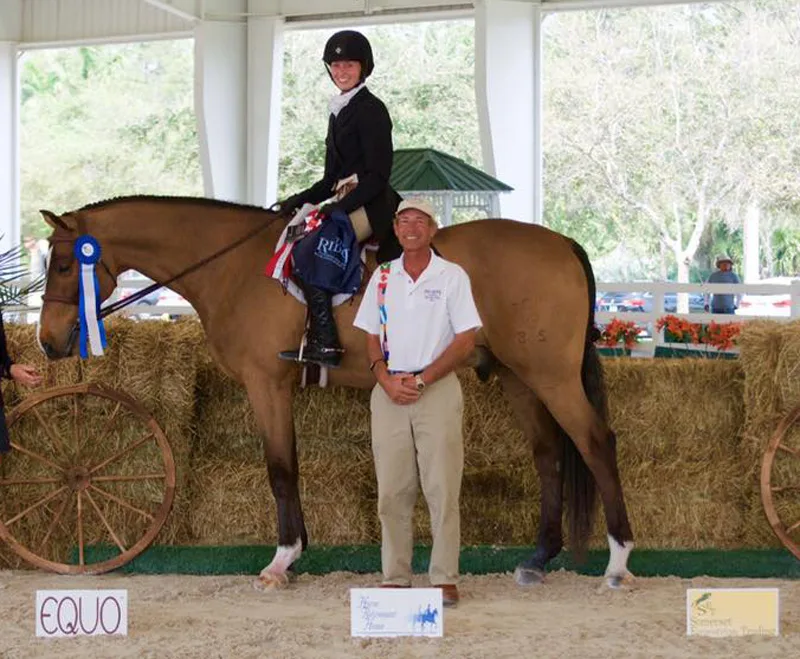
275, 195, 304, 219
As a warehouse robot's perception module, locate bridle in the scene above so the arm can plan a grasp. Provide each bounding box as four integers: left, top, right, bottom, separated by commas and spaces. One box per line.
41, 211, 281, 349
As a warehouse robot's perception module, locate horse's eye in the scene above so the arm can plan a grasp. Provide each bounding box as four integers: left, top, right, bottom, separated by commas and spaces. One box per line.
56, 262, 71, 274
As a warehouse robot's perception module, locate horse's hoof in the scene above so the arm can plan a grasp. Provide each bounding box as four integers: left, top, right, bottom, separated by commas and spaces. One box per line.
253, 572, 290, 591
604, 572, 635, 590
514, 566, 545, 587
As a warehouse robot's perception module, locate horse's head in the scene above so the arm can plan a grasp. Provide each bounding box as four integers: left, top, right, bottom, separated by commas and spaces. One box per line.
37, 209, 118, 359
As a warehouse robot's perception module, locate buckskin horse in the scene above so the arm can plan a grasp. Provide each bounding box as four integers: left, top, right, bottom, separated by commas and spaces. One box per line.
36, 196, 634, 589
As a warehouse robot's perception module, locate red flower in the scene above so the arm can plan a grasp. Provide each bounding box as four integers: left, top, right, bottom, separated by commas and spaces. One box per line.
656, 315, 741, 351
598, 318, 641, 349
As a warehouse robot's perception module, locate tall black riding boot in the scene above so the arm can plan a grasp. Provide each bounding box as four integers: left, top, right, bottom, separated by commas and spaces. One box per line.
279, 282, 344, 368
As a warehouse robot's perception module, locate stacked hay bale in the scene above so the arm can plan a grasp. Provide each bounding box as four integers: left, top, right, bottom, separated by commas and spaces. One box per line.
190, 355, 746, 550
601, 358, 745, 549
738, 320, 800, 548
190, 358, 378, 546
4, 317, 797, 565
0, 319, 200, 568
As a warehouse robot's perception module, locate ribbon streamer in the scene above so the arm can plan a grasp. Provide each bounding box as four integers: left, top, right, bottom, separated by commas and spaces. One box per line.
74, 235, 108, 359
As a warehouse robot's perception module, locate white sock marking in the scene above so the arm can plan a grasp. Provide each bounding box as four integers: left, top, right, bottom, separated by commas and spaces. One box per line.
605, 533, 634, 577
261, 536, 303, 576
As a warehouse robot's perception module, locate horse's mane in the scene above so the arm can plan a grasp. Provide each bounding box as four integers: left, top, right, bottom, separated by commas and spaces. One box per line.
78, 195, 271, 214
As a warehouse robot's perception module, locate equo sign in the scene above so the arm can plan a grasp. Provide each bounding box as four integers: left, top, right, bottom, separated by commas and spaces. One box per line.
35, 590, 128, 638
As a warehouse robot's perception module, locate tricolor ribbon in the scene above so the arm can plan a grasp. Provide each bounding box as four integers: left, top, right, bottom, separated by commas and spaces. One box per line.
74, 235, 108, 359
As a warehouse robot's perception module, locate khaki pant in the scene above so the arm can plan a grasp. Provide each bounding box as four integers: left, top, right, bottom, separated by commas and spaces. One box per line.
348, 207, 372, 242
370, 372, 464, 586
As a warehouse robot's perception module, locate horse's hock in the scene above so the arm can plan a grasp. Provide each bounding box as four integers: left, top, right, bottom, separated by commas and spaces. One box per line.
2, 318, 800, 569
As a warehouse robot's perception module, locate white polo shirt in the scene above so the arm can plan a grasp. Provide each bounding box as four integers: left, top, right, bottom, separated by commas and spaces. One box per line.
354, 251, 482, 372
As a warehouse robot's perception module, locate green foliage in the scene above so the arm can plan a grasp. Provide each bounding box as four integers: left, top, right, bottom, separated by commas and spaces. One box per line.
278, 22, 480, 199
17, 5, 800, 283
19, 40, 202, 239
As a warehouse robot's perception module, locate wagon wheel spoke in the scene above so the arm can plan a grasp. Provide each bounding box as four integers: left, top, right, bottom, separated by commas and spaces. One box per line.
72, 394, 82, 454
770, 484, 800, 493
89, 484, 155, 521
93, 401, 122, 454
10, 443, 65, 474
0, 477, 62, 486
777, 443, 799, 457
89, 432, 154, 475
92, 473, 165, 483
32, 407, 69, 459
785, 519, 800, 534
77, 492, 84, 566
37, 491, 72, 554
4, 486, 68, 527
84, 489, 126, 553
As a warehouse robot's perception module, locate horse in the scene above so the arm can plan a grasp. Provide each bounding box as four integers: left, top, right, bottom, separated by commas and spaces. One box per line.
36, 195, 634, 589
413, 604, 439, 631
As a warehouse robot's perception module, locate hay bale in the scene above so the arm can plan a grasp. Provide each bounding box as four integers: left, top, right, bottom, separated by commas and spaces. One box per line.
601, 358, 746, 548
738, 320, 800, 548
190, 359, 746, 550
0, 319, 202, 569
189, 453, 378, 546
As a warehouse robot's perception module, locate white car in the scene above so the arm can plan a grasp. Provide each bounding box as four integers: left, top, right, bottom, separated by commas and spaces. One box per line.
117, 271, 192, 319
735, 277, 797, 318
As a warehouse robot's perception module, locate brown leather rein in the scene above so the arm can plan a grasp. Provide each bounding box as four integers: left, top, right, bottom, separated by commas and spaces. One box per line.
42, 212, 281, 320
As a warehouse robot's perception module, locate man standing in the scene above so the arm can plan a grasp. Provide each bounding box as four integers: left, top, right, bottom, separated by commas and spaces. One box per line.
353, 198, 482, 608
704, 254, 740, 314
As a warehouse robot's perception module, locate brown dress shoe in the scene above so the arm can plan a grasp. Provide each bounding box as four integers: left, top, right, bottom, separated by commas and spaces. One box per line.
438, 584, 459, 607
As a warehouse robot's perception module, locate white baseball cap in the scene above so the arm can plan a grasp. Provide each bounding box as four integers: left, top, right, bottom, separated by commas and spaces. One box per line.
396, 198, 436, 221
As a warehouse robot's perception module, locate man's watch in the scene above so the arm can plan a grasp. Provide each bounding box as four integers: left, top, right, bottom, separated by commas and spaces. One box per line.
414, 374, 426, 393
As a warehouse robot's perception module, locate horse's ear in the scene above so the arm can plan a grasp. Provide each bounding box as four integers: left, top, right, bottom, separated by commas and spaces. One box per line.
39, 209, 69, 231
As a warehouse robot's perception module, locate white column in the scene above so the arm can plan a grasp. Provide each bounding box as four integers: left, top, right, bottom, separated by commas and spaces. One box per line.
475, 0, 540, 224
743, 199, 760, 283
247, 12, 284, 207
0, 42, 19, 254
194, 1, 248, 202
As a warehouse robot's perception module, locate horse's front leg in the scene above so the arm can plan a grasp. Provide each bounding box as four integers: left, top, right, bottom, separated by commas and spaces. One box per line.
245, 376, 308, 590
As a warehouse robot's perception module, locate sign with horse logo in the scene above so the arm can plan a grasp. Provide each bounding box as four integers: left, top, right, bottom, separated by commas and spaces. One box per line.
350, 588, 443, 637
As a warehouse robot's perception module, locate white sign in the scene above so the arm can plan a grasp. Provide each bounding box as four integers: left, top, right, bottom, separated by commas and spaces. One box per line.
35, 590, 128, 638
687, 588, 779, 637
351, 588, 443, 637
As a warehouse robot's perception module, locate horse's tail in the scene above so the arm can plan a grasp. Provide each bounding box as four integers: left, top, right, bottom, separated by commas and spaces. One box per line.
561, 238, 604, 560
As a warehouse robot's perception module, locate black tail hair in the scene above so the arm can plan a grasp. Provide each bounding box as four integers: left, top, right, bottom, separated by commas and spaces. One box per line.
560, 239, 604, 560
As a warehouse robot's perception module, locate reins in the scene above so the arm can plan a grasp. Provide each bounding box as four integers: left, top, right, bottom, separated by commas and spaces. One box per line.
44, 211, 281, 319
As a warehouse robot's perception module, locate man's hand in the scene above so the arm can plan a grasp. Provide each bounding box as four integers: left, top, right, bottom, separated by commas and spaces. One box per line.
379, 372, 420, 405
10, 364, 43, 388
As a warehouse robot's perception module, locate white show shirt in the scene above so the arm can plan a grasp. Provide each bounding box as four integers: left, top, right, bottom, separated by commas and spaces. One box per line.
353, 251, 482, 372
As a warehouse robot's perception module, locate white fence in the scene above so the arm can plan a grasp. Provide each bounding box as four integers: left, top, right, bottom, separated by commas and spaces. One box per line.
595, 279, 800, 355
9, 275, 800, 354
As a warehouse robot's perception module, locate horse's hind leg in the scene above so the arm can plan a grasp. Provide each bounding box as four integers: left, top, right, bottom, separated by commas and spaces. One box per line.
537, 379, 634, 588
497, 368, 564, 586
245, 375, 308, 590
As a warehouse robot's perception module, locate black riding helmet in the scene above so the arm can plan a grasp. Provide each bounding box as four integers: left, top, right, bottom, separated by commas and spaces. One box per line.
323, 30, 374, 82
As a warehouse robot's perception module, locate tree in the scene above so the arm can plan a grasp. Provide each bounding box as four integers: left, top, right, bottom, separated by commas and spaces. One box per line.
543, 1, 800, 284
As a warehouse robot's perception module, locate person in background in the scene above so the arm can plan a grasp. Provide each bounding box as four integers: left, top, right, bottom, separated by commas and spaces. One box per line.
704, 254, 740, 314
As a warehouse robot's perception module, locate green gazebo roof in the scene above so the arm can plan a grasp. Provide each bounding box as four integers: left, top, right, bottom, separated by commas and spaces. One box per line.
390, 148, 513, 193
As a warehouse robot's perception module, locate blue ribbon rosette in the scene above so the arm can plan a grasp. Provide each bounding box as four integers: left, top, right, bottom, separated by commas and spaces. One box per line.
74, 235, 108, 359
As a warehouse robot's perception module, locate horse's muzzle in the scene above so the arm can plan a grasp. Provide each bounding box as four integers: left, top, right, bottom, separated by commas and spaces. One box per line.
41, 323, 79, 360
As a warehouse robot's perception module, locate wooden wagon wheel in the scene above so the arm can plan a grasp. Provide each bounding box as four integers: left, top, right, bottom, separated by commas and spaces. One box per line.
761, 403, 800, 561
0, 383, 175, 574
